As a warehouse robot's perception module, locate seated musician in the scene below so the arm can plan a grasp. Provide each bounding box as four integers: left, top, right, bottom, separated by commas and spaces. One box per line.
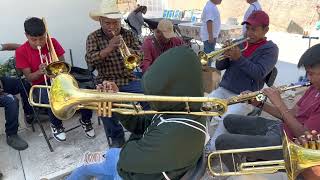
15, 17, 95, 142
0, 45, 35, 125
140, 19, 184, 74
207, 10, 278, 151
67, 46, 208, 180
0, 43, 28, 150
214, 44, 320, 173
296, 130, 320, 180
86, 0, 145, 147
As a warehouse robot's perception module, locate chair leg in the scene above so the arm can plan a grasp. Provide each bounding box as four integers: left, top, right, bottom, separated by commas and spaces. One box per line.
33, 111, 54, 152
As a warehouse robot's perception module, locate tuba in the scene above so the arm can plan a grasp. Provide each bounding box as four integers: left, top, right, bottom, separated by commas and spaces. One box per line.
198, 37, 249, 65
208, 132, 320, 180
112, 31, 141, 70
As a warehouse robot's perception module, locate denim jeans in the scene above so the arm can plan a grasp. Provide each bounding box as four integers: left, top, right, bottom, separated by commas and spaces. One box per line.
203, 39, 216, 66
0, 77, 33, 116
67, 148, 122, 180
34, 87, 63, 127
215, 114, 283, 171
101, 80, 147, 140
0, 94, 19, 136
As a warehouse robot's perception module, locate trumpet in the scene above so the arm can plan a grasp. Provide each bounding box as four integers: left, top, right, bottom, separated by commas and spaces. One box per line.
112, 31, 141, 70
198, 37, 249, 65
29, 73, 228, 120
42, 18, 70, 77
208, 132, 320, 180
202, 81, 311, 113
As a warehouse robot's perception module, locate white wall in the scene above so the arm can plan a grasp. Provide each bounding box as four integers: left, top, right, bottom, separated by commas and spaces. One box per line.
0, 0, 102, 68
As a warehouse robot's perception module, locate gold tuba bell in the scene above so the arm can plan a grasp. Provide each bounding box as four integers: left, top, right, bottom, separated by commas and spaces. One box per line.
198, 37, 249, 65
208, 132, 320, 180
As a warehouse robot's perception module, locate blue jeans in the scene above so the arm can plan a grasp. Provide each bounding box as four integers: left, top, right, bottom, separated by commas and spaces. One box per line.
101, 80, 147, 140
0, 77, 33, 116
203, 39, 216, 66
67, 148, 122, 180
0, 94, 19, 136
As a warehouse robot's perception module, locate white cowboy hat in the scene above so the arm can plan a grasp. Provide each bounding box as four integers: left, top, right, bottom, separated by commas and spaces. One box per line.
89, 0, 123, 21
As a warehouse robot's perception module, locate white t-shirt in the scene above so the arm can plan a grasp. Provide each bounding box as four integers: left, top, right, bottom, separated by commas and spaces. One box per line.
200, 1, 221, 41
242, 1, 262, 34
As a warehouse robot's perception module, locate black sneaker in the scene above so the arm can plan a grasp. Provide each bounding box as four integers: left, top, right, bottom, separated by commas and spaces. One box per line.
6, 134, 28, 151
79, 119, 95, 138
50, 124, 66, 142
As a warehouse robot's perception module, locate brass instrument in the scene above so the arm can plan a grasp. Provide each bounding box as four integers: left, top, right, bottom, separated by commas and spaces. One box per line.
202, 81, 311, 113
112, 31, 140, 70
198, 37, 249, 65
208, 133, 320, 180
29, 73, 228, 120
42, 18, 70, 77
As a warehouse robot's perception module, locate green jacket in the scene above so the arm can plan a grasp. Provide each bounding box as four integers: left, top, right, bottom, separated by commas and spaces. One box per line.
116, 46, 206, 180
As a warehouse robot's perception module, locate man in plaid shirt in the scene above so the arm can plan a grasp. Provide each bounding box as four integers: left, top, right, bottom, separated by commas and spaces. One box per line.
86, 0, 145, 147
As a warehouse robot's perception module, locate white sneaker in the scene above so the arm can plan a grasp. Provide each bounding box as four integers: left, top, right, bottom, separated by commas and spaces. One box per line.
79, 119, 95, 138
51, 125, 66, 142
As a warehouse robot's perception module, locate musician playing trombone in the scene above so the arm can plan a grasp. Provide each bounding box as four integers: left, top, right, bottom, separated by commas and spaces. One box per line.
15, 17, 95, 142
86, 0, 145, 147
206, 10, 279, 152
214, 44, 320, 176
67, 46, 208, 180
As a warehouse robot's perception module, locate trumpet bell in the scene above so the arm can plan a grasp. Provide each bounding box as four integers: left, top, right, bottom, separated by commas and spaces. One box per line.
124, 54, 140, 70
46, 61, 71, 77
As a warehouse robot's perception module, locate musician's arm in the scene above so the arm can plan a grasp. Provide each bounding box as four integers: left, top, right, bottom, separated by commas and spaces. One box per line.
0, 43, 21, 51
21, 68, 43, 82
236, 46, 278, 80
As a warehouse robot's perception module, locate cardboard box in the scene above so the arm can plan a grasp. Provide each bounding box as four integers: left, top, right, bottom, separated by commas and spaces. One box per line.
202, 67, 221, 93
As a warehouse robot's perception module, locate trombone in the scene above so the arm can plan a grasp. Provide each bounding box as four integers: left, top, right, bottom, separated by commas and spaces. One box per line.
112, 31, 141, 70
198, 37, 249, 65
29, 73, 228, 120
208, 132, 320, 180
42, 18, 70, 77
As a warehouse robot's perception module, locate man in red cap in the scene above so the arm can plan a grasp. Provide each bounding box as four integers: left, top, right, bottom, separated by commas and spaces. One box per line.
206, 10, 279, 152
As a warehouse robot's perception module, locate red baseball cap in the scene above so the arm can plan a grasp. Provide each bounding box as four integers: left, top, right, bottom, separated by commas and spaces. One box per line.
241, 10, 269, 27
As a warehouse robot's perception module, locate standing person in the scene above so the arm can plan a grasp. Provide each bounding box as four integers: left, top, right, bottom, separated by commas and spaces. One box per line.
242, 0, 262, 35
67, 46, 208, 180
127, 6, 147, 36
86, 0, 144, 147
15, 17, 95, 142
200, 0, 222, 56
206, 10, 278, 152
0, 43, 28, 151
140, 19, 184, 73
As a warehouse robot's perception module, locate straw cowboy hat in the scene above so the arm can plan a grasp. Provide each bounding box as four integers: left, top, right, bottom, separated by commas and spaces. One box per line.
89, 0, 123, 21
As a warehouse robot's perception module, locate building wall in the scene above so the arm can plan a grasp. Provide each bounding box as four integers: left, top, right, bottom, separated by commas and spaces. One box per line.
0, 0, 101, 68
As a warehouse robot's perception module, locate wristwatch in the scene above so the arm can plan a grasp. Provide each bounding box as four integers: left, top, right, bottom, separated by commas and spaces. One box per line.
0, 44, 3, 51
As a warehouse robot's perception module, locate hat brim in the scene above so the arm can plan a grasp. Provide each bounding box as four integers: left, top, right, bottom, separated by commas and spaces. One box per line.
162, 31, 176, 39
90, 11, 123, 21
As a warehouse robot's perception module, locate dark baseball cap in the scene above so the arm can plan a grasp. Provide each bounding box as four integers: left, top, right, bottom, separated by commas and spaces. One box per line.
241, 10, 269, 27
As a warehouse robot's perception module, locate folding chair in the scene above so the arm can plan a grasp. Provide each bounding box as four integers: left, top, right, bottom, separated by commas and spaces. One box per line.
10, 57, 54, 152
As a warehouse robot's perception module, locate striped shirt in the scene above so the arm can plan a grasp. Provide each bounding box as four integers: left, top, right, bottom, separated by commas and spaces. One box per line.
85, 28, 140, 85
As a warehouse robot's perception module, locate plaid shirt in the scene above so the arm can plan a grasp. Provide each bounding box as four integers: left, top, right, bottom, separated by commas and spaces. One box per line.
85, 28, 140, 85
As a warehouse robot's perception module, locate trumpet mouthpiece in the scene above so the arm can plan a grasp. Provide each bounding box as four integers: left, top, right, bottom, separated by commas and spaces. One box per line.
37, 46, 41, 50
